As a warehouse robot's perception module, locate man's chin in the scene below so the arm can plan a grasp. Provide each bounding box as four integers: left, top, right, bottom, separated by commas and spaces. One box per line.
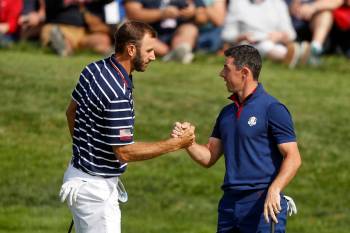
140, 64, 149, 72
136, 66, 146, 72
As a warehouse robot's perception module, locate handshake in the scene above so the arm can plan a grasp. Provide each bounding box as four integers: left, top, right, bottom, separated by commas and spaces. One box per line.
171, 121, 196, 149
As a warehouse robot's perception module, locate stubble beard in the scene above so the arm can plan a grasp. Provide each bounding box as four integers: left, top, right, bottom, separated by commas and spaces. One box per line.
133, 49, 146, 72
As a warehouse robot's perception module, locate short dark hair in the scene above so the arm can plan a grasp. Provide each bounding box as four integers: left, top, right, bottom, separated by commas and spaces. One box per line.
114, 21, 157, 54
224, 45, 262, 81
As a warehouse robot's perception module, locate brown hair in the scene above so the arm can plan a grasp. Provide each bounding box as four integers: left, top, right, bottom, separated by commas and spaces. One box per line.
114, 21, 157, 54
224, 45, 262, 81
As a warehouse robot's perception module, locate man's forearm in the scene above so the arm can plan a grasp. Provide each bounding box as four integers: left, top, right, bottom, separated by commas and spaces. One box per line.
114, 138, 188, 163
186, 143, 218, 168
264, 143, 301, 223
270, 151, 301, 192
181, 135, 223, 168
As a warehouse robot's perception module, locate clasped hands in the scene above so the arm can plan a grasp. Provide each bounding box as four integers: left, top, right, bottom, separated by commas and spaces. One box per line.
171, 121, 196, 148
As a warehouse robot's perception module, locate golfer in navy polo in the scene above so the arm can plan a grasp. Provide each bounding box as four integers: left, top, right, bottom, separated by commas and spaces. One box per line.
172, 45, 302, 233
59, 21, 195, 233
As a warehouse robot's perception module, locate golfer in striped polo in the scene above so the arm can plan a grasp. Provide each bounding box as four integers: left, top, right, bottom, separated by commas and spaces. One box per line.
59, 21, 195, 233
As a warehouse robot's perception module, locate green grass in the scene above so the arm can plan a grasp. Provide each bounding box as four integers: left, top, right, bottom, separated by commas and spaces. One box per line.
0, 48, 349, 233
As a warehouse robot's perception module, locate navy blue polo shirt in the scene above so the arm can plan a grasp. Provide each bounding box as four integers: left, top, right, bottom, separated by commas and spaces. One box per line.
71, 55, 134, 177
211, 83, 296, 191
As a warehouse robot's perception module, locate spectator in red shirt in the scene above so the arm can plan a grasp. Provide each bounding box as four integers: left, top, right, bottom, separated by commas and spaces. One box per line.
0, 0, 23, 35
0, 0, 23, 47
329, 0, 350, 58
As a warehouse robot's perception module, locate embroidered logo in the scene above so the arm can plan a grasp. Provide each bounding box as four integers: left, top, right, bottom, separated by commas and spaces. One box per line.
248, 116, 257, 127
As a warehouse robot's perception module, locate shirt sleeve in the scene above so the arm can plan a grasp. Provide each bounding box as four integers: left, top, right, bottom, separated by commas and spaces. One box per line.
267, 102, 296, 144
102, 97, 134, 145
210, 113, 222, 139
71, 72, 87, 105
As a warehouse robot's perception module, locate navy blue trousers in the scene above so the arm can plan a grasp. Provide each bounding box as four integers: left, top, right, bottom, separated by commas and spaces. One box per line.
217, 190, 287, 233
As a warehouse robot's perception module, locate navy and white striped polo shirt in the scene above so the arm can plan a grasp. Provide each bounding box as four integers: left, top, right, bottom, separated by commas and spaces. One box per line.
70, 55, 134, 177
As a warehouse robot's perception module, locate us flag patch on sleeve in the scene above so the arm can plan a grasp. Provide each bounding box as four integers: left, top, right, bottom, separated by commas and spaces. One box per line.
120, 128, 132, 141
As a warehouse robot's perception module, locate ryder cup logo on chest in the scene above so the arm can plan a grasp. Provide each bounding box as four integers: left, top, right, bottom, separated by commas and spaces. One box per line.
248, 116, 257, 127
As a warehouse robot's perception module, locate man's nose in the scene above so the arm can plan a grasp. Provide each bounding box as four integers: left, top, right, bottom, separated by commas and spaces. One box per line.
149, 51, 156, 61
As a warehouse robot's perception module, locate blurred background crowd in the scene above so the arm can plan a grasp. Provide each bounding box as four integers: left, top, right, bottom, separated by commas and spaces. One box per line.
1, 0, 350, 67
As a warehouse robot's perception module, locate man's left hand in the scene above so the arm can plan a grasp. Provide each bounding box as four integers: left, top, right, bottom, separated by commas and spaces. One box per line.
264, 186, 281, 223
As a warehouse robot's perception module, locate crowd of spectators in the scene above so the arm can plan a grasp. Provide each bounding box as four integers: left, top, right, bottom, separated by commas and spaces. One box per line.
1, 0, 349, 66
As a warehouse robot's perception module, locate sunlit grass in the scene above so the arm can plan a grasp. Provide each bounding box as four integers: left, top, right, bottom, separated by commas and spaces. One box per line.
0, 49, 349, 233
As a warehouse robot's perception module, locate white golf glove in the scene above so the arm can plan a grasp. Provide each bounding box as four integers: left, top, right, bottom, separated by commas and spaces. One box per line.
284, 195, 297, 216
117, 179, 128, 203
59, 179, 86, 206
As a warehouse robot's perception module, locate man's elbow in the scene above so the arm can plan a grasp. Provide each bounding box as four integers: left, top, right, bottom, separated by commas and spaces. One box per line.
291, 152, 302, 172
202, 163, 213, 169
296, 156, 302, 170
118, 155, 129, 164
201, 160, 215, 168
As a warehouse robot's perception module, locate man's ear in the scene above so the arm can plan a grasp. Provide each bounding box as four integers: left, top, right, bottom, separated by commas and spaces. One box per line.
241, 67, 250, 79
127, 44, 136, 57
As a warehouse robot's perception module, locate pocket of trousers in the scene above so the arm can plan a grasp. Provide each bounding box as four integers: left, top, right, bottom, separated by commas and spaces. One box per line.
77, 181, 112, 203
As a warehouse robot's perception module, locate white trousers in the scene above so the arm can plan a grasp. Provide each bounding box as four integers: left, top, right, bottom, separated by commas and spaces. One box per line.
62, 165, 121, 233
255, 40, 287, 58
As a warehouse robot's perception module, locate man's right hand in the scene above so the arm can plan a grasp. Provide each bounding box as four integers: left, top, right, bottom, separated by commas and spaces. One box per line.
172, 121, 195, 148
172, 122, 222, 167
